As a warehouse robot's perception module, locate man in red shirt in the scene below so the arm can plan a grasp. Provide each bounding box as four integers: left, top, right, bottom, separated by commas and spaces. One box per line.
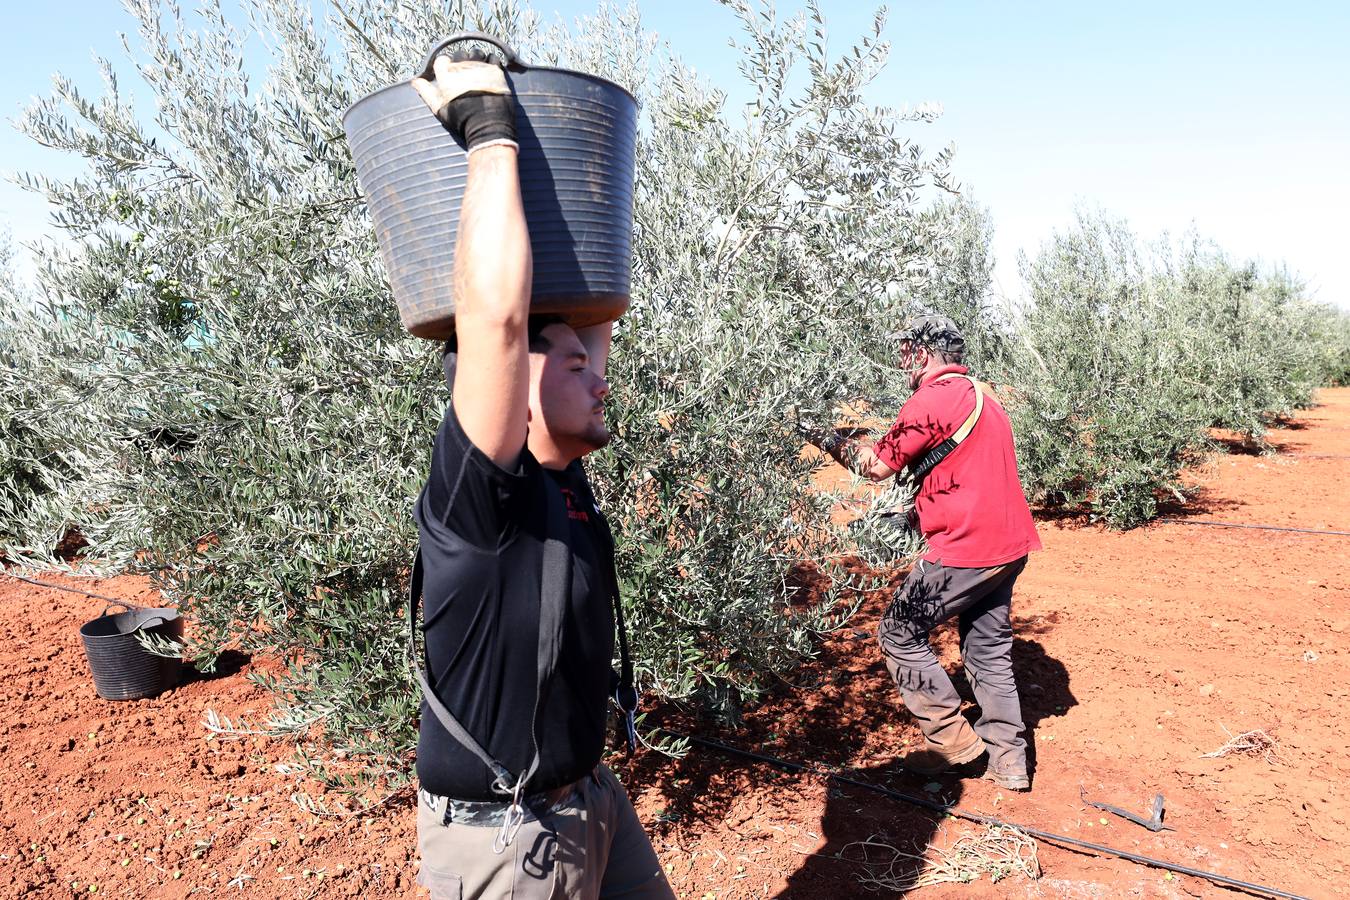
806, 316, 1041, 790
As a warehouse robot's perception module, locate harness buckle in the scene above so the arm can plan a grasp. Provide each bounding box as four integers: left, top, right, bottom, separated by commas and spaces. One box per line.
492, 778, 527, 854
623, 708, 638, 752
614, 682, 639, 753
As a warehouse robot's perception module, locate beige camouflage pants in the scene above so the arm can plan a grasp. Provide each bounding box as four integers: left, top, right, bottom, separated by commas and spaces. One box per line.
417, 765, 674, 899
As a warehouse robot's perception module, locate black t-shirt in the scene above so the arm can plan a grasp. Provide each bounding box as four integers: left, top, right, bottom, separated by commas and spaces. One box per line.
412, 401, 617, 801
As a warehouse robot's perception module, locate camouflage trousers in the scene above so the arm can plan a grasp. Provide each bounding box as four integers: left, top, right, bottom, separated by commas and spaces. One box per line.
416, 764, 674, 899
878, 556, 1029, 774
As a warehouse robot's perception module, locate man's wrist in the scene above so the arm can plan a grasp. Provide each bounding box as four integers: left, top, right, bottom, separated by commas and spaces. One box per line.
818, 431, 846, 456
466, 138, 520, 156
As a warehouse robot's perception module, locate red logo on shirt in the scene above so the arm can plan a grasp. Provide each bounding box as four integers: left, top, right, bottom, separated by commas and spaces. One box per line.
559, 488, 590, 522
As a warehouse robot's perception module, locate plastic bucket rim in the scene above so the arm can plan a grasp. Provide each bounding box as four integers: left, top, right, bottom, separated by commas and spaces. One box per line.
342, 63, 638, 130
79, 606, 181, 639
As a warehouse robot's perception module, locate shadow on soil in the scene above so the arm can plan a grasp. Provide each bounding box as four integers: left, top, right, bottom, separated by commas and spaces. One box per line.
778, 630, 1073, 896
1008, 630, 1078, 781
1210, 433, 1291, 456
1153, 485, 1244, 519
177, 649, 252, 687
627, 582, 1074, 897
775, 763, 961, 896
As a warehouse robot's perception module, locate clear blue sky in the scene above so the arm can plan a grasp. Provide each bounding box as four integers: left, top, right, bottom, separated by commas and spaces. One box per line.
3, 1, 1348, 308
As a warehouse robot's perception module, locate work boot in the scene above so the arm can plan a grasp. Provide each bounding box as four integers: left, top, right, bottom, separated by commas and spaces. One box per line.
981, 762, 1030, 792
901, 735, 987, 776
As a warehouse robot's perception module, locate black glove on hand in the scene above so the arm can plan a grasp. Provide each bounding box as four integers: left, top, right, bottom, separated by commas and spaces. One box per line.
792, 406, 839, 453
411, 49, 517, 152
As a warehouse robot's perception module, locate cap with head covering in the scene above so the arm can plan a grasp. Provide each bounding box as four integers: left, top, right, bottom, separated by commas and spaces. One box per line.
895, 314, 966, 354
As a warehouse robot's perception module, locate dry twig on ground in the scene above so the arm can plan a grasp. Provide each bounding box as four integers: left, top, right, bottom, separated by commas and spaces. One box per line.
1201, 726, 1283, 765
841, 824, 1040, 891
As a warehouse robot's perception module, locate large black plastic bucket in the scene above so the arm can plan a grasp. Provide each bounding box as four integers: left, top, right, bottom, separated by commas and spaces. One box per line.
79, 605, 184, 700
343, 33, 638, 340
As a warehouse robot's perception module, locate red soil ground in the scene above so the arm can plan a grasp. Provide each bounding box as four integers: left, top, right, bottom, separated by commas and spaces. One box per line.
3, 389, 1347, 899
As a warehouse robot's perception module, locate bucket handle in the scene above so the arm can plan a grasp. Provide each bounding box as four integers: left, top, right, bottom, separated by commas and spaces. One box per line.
101, 604, 171, 630
418, 33, 521, 80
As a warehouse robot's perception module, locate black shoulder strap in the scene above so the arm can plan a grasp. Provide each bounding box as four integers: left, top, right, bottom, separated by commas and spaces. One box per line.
407, 474, 571, 795
609, 548, 637, 715
578, 478, 636, 716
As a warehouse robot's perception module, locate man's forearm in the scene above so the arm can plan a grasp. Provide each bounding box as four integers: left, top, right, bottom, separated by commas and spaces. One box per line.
576, 320, 613, 377
815, 432, 896, 481
454, 145, 531, 325
448, 144, 531, 469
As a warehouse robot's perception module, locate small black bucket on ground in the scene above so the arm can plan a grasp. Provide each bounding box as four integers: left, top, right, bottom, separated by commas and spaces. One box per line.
79, 605, 184, 700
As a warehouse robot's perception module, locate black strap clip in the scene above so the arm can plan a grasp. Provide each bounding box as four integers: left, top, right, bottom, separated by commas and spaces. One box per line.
613, 680, 639, 752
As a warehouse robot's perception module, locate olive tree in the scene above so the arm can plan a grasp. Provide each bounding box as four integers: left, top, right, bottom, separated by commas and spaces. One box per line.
995, 211, 1214, 527
997, 211, 1349, 526
5, 0, 980, 774
0, 235, 135, 559
1168, 240, 1335, 442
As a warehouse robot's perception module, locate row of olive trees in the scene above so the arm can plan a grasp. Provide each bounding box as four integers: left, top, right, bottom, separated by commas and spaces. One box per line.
0, 0, 985, 776
4, 0, 1344, 783
992, 209, 1348, 527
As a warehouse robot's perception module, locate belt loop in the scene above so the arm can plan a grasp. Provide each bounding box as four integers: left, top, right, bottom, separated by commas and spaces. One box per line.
420, 789, 452, 827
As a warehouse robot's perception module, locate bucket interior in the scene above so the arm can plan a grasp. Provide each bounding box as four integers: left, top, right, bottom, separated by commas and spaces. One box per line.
80, 607, 179, 639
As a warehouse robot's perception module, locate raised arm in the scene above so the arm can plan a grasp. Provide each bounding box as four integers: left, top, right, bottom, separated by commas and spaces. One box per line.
413, 55, 532, 470
448, 143, 532, 469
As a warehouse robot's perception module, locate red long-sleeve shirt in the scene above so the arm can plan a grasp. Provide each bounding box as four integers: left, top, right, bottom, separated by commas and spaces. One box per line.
872, 364, 1042, 567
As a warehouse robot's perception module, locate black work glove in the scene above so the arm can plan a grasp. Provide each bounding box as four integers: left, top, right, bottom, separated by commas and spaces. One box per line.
411, 48, 517, 152
791, 405, 829, 449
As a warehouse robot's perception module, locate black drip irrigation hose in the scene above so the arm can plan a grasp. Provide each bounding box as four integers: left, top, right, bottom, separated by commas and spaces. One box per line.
663, 730, 1309, 900
0, 570, 154, 609
1156, 518, 1350, 537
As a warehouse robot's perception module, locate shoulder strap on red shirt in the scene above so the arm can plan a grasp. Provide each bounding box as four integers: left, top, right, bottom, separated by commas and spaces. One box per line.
934, 373, 984, 443
910, 375, 984, 480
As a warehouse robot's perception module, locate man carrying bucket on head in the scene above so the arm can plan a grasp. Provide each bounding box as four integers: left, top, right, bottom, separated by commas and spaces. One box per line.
802, 315, 1042, 791
404, 52, 673, 898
